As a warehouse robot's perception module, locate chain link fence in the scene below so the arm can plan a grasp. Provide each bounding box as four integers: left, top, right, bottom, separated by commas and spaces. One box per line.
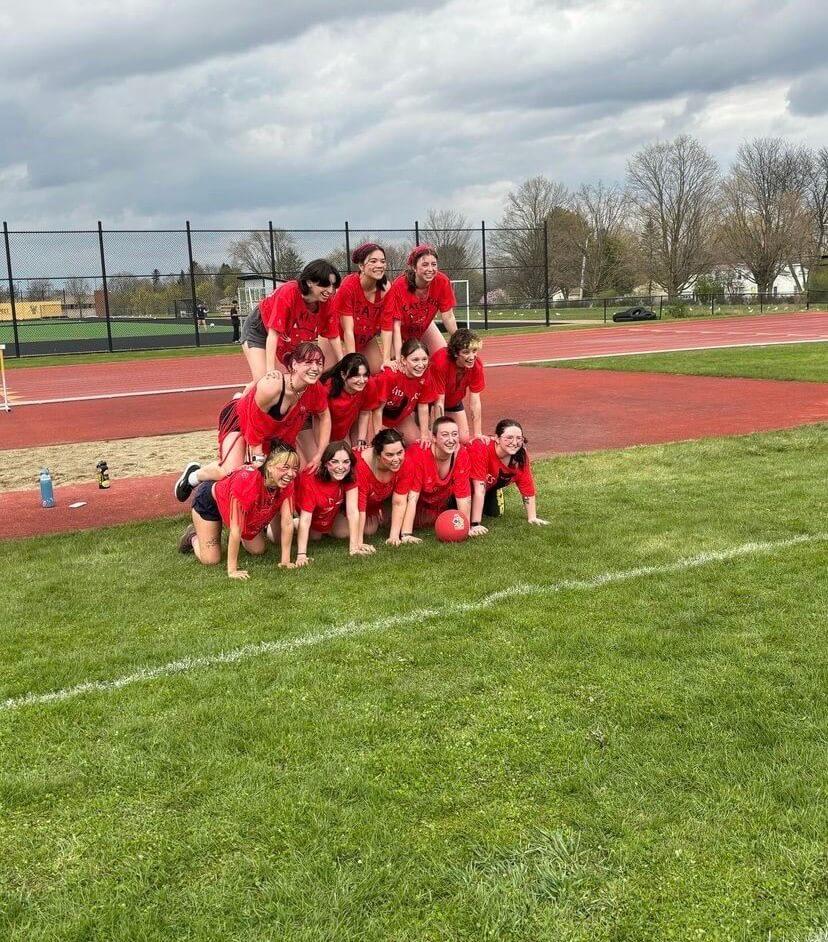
0, 220, 816, 357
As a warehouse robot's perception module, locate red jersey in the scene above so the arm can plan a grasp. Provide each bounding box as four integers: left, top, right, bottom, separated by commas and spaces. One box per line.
323, 377, 375, 441
234, 379, 328, 450
429, 346, 486, 409
387, 272, 456, 342
365, 366, 438, 428
259, 280, 335, 362
213, 466, 294, 541
469, 438, 535, 498
296, 468, 356, 534
355, 450, 399, 516
395, 444, 472, 511
329, 272, 392, 351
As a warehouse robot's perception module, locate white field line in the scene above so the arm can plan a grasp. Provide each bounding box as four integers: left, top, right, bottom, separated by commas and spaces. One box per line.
9, 337, 828, 406
3, 532, 824, 713
494, 337, 828, 368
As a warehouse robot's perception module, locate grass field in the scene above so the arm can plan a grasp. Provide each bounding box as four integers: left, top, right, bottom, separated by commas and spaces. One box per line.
2, 425, 827, 940
547, 342, 828, 383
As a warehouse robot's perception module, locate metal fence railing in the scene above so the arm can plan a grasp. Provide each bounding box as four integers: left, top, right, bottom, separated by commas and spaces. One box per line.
0, 219, 819, 358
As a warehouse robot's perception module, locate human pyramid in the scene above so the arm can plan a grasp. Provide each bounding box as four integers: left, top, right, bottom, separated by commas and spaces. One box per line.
175, 243, 549, 579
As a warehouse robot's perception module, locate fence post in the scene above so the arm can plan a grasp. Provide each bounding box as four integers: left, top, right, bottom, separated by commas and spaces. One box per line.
268, 221, 277, 283
3, 222, 20, 357
97, 221, 114, 353
603, 298, 607, 324
344, 221, 352, 273
659, 296, 663, 319
543, 220, 550, 327
759, 292, 763, 315
414, 220, 419, 245
186, 221, 201, 348
481, 220, 489, 331
711, 294, 715, 317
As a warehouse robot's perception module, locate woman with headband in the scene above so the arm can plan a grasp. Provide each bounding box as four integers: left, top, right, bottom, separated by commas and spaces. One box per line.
329, 242, 394, 373
385, 243, 458, 359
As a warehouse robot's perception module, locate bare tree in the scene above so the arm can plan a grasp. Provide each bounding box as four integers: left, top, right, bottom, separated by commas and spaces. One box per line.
491, 175, 570, 301
64, 277, 90, 315
228, 229, 304, 280
572, 182, 633, 296
26, 278, 54, 301
627, 135, 719, 298
420, 209, 482, 299
719, 138, 810, 297
802, 146, 828, 258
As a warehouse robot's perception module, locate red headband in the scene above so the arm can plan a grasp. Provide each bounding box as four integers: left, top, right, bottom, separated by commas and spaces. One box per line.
351, 242, 383, 265
407, 243, 437, 267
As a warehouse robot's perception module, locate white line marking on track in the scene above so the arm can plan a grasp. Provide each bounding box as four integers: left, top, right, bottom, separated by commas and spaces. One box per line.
8, 338, 828, 405
3, 532, 824, 712
496, 338, 828, 368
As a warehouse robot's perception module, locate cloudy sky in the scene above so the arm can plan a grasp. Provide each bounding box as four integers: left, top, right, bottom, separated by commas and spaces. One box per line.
1, 0, 827, 232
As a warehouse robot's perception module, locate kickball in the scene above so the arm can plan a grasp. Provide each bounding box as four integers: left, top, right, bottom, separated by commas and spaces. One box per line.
435, 509, 469, 543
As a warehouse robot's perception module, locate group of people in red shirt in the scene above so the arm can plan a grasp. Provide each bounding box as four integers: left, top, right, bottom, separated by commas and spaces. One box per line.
175, 243, 548, 579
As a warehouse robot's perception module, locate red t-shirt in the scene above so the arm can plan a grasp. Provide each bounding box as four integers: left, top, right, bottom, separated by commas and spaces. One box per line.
469, 438, 536, 498
259, 281, 335, 361
365, 366, 438, 428
355, 450, 399, 516
429, 346, 486, 409
323, 377, 375, 441
387, 272, 456, 342
213, 466, 294, 541
296, 468, 356, 534
234, 379, 328, 450
329, 272, 392, 351
395, 444, 472, 511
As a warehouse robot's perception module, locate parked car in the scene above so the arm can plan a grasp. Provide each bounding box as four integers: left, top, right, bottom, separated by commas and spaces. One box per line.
613, 306, 657, 322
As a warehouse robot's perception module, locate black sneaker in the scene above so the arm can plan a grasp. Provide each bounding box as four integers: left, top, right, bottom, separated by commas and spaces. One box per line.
174, 462, 201, 502
178, 524, 196, 554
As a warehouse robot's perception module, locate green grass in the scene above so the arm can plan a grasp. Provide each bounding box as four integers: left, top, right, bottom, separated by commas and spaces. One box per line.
2, 426, 828, 939
0, 319, 232, 343
546, 342, 828, 383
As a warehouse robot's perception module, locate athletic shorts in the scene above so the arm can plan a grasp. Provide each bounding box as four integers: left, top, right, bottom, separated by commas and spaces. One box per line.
444, 401, 465, 413
240, 305, 267, 349
192, 482, 222, 523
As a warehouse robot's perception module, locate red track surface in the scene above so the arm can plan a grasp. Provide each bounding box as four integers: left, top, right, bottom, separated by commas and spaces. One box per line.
2, 312, 826, 540
5, 310, 827, 404
2, 366, 826, 540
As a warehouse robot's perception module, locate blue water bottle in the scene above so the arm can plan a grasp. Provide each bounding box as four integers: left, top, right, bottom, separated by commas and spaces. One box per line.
39, 468, 55, 508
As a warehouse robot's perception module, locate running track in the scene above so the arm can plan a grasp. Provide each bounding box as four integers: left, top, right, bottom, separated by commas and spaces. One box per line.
1, 311, 826, 539
5, 311, 827, 405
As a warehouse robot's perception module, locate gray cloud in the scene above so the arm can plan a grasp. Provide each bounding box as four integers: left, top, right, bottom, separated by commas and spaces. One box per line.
1, 0, 827, 234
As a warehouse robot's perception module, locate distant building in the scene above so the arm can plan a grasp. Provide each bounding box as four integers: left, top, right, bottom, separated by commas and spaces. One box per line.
236, 273, 283, 314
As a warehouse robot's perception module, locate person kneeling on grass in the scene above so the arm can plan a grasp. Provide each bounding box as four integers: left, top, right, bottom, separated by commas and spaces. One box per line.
468, 418, 549, 531
292, 440, 375, 565
178, 439, 299, 580
387, 415, 487, 545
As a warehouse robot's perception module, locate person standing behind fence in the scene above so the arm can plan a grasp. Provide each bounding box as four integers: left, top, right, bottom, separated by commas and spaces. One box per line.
230, 302, 241, 343
330, 242, 394, 373
239, 260, 342, 381
385, 244, 458, 359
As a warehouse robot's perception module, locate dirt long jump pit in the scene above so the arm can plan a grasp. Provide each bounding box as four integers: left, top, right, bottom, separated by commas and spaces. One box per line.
1, 366, 826, 540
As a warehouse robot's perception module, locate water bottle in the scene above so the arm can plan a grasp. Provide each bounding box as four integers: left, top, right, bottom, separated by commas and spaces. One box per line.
39, 468, 55, 508
96, 461, 111, 489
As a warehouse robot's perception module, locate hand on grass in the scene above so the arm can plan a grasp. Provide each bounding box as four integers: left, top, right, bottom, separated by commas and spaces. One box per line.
469, 524, 489, 537
527, 517, 550, 526
295, 555, 313, 567
228, 569, 250, 580
351, 544, 376, 556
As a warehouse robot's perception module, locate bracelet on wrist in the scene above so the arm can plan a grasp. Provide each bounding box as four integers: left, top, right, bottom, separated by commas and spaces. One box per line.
471, 520, 481, 527
401, 532, 413, 537
296, 552, 307, 557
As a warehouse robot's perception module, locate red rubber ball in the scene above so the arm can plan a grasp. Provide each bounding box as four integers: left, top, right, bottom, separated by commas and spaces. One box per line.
435, 509, 470, 543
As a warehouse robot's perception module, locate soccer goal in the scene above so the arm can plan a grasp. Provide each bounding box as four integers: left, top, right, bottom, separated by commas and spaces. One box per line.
451, 279, 471, 329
